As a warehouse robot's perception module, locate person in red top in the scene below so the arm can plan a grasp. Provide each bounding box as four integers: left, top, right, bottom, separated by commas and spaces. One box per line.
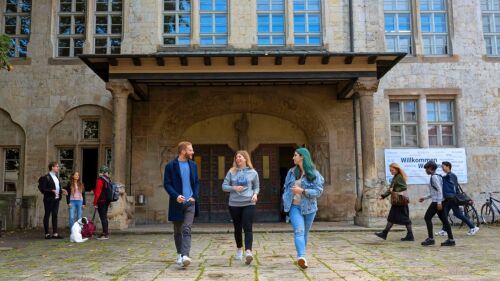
93, 165, 111, 240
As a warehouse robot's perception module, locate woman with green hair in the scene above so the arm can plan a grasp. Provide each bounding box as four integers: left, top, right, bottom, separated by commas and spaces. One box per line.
282, 147, 324, 269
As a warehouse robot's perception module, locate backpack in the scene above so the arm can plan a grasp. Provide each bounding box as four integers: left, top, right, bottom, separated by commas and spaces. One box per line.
100, 176, 119, 202
81, 211, 97, 238
37, 175, 50, 194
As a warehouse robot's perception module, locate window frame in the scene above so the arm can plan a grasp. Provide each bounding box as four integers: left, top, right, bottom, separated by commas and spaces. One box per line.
199, 0, 228, 46
481, 0, 500, 56
427, 99, 456, 147
81, 118, 100, 141
56, 0, 87, 58
94, 0, 123, 54
383, 0, 414, 55
256, 0, 286, 46
57, 147, 75, 187
3, 0, 31, 58
163, 0, 192, 46
419, 0, 450, 56
389, 100, 419, 147
292, 0, 322, 46
1, 147, 21, 193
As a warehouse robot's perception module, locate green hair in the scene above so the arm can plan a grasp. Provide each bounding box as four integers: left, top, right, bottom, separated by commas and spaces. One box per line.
294, 147, 317, 182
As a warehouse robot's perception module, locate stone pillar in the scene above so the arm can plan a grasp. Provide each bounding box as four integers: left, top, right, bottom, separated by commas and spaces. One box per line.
353, 78, 387, 227
105, 80, 135, 229
106, 80, 133, 184
191, 0, 200, 46
286, 0, 294, 46
418, 94, 429, 148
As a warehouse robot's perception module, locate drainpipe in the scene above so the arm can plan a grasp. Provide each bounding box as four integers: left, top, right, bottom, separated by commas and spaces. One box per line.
349, 0, 354, 52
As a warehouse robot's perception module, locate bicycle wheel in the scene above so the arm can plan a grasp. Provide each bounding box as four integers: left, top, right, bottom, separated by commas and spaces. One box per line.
463, 205, 480, 227
481, 203, 495, 224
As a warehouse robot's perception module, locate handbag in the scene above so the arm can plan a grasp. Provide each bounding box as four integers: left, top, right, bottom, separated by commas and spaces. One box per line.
388, 177, 409, 206
391, 190, 410, 206
82, 210, 97, 238
454, 184, 472, 206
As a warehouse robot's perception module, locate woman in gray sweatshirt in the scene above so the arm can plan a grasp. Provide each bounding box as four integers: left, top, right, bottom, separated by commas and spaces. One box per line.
222, 150, 260, 265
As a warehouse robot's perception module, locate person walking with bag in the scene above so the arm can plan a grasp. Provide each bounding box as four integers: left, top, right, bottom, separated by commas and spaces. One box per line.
222, 150, 259, 265
375, 163, 413, 241
435, 161, 479, 236
164, 141, 199, 268
282, 147, 324, 269
419, 161, 455, 246
93, 165, 112, 240
65, 171, 86, 230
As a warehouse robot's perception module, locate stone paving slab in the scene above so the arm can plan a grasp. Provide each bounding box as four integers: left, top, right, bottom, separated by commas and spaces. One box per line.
0, 225, 499, 281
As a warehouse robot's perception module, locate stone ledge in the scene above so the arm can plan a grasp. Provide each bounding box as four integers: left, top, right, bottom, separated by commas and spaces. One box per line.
401, 55, 460, 63
482, 55, 500, 63
8, 57, 32, 65
48, 57, 84, 65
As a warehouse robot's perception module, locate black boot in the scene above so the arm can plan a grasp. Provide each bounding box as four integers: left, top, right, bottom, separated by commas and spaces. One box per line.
375, 231, 388, 240
401, 232, 414, 241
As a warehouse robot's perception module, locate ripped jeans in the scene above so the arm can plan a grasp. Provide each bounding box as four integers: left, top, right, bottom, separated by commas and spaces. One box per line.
289, 204, 317, 258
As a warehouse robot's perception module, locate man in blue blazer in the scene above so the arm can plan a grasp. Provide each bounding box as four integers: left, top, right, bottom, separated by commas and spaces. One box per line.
163, 141, 199, 267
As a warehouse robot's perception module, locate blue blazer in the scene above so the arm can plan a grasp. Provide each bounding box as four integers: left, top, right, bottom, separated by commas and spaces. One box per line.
163, 158, 200, 221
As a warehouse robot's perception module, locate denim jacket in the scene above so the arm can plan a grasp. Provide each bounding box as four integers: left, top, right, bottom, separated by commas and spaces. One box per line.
282, 167, 324, 215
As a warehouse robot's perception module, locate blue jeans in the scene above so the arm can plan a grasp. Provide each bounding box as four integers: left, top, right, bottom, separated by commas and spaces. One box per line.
69, 200, 83, 229
444, 198, 475, 229
289, 204, 316, 258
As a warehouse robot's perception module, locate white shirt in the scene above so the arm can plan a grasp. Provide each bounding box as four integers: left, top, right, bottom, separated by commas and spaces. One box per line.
49, 171, 60, 199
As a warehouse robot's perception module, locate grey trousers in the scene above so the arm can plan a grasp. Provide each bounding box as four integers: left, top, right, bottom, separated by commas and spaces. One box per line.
173, 203, 195, 257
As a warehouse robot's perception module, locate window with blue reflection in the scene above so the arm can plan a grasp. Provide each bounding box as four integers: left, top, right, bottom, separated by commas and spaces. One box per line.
293, 0, 321, 45
200, 0, 227, 46
94, 0, 123, 54
164, 0, 191, 45
257, 0, 285, 45
4, 0, 31, 57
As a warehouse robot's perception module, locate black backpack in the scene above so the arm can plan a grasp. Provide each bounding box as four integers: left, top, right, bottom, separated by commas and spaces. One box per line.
100, 176, 119, 202
37, 175, 50, 194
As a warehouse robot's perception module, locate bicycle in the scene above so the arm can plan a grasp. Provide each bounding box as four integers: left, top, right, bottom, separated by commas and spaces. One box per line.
480, 192, 500, 224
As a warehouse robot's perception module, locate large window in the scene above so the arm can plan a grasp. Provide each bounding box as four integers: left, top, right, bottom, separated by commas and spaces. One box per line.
293, 0, 321, 46
390, 100, 418, 147
82, 119, 99, 141
482, 0, 500, 56
94, 0, 122, 54
257, 0, 285, 46
57, 0, 86, 57
3, 0, 31, 57
200, 0, 227, 46
2, 148, 20, 193
420, 0, 449, 55
384, 0, 412, 54
427, 100, 455, 146
58, 148, 74, 186
163, 0, 191, 45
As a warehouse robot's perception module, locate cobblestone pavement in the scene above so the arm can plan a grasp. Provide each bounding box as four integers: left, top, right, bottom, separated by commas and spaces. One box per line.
0, 226, 498, 281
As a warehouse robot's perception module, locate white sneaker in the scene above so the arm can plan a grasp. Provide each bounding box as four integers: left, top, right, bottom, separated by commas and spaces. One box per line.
245, 250, 253, 265
297, 257, 308, 269
467, 226, 480, 236
435, 230, 446, 236
182, 255, 192, 267
176, 254, 182, 266
235, 249, 243, 261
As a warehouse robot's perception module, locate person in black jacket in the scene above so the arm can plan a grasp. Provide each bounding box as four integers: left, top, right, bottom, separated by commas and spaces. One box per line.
40, 161, 67, 239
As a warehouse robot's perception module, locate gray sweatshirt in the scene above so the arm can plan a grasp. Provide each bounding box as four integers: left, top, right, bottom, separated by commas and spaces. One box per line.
222, 167, 260, 207
423, 174, 444, 203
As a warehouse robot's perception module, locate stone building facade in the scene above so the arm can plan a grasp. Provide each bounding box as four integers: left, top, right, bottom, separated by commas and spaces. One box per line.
0, 0, 498, 229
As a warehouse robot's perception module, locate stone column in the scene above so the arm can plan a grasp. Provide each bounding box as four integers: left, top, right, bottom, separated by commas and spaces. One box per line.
286, 0, 294, 46
418, 94, 429, 148
106, 80, 133, 184
353, 78, 386, 227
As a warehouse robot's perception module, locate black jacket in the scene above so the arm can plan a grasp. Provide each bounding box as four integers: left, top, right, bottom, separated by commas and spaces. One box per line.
40, 173, 63, 200
64, 182, 86, 205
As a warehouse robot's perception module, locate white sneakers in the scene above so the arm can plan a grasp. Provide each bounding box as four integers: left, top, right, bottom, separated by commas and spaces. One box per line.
182, 255, 192, 267
435, 230, 447, 236
176, 254, 191, 267
467, 226, 480, 236
245, 250, 253, 265
235, 249, 243, 261
297, 257, 308, 269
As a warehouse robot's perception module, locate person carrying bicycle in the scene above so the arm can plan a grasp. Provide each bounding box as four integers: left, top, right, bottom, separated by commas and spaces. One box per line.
435, 161, 479, 236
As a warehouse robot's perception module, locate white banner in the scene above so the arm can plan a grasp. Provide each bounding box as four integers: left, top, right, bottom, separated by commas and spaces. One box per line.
384, 148, 467, 185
